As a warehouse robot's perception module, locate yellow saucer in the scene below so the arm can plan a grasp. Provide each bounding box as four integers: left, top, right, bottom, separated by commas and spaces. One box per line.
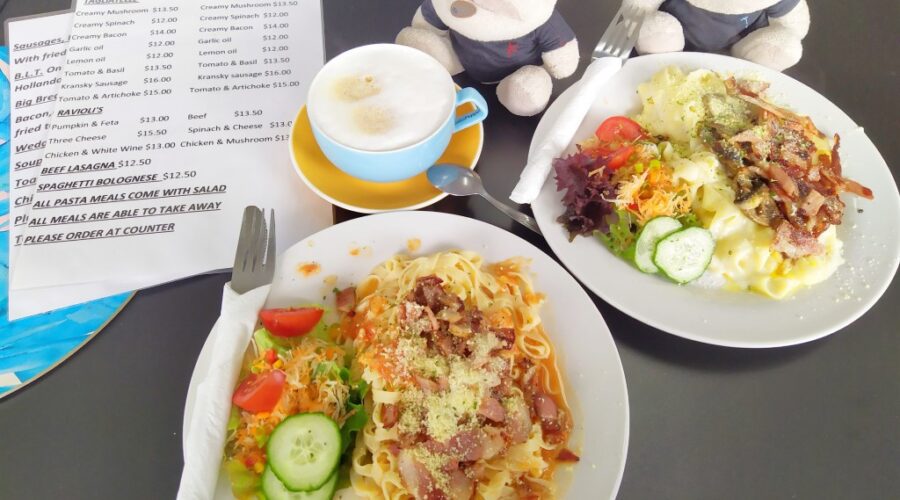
289, 104, 483, 213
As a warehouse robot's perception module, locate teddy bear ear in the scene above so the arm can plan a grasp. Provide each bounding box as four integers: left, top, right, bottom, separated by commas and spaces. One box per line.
449, 0, 526, 21
450, 1, 477, 18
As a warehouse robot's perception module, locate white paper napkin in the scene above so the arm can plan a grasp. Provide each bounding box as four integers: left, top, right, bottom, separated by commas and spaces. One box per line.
177, 283, 270, 500
510, 57, 624, 204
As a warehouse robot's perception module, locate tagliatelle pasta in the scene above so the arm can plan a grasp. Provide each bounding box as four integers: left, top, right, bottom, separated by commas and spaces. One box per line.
555, 65, 858, 299
637, 71, 846, 298
343, 251, 577, 499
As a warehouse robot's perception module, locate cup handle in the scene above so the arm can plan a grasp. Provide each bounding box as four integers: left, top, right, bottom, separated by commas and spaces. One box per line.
453, 87, 488, 132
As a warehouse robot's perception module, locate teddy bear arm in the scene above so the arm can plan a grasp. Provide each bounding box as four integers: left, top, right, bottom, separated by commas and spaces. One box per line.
542, 39, 579, 80
635, 10, 685, 54
767, 0, 810, 39
731, 25, 803, 71
396, 6, 463, 76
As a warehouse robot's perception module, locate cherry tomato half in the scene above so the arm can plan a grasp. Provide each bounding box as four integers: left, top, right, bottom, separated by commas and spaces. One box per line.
259, 307, 324, 337
595, 116, 645, 150
606, 145, 635, 170
232, 370, 285, 413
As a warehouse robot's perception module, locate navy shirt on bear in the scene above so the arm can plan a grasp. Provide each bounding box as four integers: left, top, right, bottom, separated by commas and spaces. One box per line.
660, 0, 801, 52
421, 0, 575, 83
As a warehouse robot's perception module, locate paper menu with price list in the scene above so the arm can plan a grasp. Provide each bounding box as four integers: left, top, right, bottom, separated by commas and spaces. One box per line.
10, 0, 332, 316
7, 11, 159, 319
7, 12, 72, 268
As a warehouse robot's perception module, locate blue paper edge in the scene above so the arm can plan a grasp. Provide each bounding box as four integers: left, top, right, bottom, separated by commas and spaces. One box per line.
0, 46, 133, 398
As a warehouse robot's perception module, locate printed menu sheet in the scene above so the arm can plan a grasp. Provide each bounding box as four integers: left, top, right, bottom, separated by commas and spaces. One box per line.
8, 12, 72, 268
7, 12, 147, 319
8, 12, 137, 318
11, 0, 331, 314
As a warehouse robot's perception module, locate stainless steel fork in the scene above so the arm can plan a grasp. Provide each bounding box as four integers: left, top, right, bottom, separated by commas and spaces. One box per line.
592, 3, 644, 60
510, 3, 646, 204
231, 206, 276, 294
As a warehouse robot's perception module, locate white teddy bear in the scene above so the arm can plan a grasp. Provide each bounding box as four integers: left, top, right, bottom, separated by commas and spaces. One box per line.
628, 0, 810, 71
396, 0, 580, 117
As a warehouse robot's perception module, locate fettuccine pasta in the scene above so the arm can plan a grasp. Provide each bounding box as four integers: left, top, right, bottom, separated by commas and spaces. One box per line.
340, 251, 578, 499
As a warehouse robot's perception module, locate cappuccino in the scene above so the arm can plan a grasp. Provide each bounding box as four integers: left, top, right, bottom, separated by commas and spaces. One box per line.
308, 44, 455, 152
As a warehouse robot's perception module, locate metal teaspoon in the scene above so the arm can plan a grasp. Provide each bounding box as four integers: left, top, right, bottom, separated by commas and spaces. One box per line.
427, 163, 541, 234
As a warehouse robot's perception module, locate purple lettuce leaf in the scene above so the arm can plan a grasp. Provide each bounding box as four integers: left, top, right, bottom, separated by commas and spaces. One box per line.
553, 148, 618, 241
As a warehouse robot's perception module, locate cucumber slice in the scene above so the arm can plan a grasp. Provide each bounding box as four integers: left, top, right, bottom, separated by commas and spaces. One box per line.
262, 467, 337, 500
634, 216, 683, 273
267, 413, 341, 492
653, 227, 716, 284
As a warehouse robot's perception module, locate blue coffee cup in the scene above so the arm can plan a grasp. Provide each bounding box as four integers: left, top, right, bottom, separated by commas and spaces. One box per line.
307, 44, 488, 183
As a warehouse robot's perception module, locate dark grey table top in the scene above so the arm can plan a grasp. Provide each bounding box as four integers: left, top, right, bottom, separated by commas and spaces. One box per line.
1, 0, 898, 499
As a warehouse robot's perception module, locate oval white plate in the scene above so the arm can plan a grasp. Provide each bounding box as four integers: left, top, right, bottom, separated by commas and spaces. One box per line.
184, 211, 629, 499
531, 52, 900, 348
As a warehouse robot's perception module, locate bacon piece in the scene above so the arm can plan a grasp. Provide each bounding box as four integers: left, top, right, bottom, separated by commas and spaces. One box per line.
818, 135, 871, 198
448, 429, 485, 462
399, 430, 427, 448
765, 162, 799, 200
381, 403, 399, 429
481, 427, 507, 461
422, 439, 448, 454
779, 148, 809, 170
335, 286, 356, 313
773, 221, 824, 258
737, 93, 824, 138
398, 450, 446, 500
503, 396, 531, 446
412, 275, 448, 312
533, 393, 561, 433
731, 77, 770, 97
422, 306, 439, 332
556, 448, 581, 462
478, 396, 506, 423
429, 328, 461, 357
799, 190, 826, 217
828, 135, 844, 176
447, 470, 475, 500
730, 129, 769, 160
492, 328, 515, 351
843, 178, 874, 200
413, 374, 440, 394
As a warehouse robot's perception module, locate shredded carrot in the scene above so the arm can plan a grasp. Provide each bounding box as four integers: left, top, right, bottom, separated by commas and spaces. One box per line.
615, 163, 691, 224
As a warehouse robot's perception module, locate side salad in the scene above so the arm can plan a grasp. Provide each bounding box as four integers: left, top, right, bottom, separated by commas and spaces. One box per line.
224, 295, 367, 500
554, 116, 715, 283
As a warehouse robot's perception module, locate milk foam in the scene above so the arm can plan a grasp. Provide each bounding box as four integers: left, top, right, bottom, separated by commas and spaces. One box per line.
308, 45, 455, 152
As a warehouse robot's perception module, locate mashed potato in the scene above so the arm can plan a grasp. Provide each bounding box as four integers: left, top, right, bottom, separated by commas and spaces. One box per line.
638, 67, 845, 299
635, 66, 727, 144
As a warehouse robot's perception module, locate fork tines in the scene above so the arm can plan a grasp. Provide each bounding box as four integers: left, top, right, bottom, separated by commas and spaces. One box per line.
231, 206, 276, 293
593, 4, 644, 60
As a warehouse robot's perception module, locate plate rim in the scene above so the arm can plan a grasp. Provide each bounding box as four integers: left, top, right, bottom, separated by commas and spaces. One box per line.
289, 108, 484, 214
182, 211, 630, 499
530, 52, 900, 348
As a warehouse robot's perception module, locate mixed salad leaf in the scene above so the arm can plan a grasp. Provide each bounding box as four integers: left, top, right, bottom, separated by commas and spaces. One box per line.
553, 148, 617, 240
225, 302, 369, 499
555, 116, 715, 283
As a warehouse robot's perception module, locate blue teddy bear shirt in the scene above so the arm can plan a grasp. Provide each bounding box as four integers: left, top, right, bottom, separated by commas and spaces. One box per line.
421, 0, 575, 83
661, 0, 801, 52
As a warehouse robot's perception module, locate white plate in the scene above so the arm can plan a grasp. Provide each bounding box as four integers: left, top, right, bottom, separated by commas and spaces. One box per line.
184, 211, 629, 499
531, 52, 900, 348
